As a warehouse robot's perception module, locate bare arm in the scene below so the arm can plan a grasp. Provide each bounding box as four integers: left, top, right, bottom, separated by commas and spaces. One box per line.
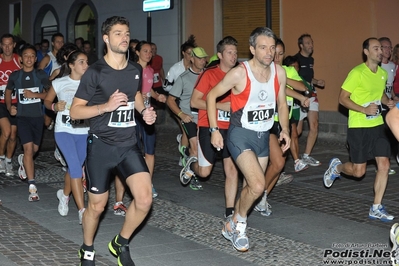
276, 65, 290, 152
386, 106, 399, 141
43, 86, 57, 111
38, 55, 50, 70
5, 90, 15, 115
207, 65, 244, 149
190, 89, 206, 110
160, 67, 165, 83
70, 89, 128, 120
287, 78, 306, 92
285, 88, 309, 107
339, 88, 377, 115
381, 93, 395, 109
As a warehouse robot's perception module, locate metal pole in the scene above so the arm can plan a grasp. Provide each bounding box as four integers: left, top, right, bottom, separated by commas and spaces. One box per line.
147, 12, 151, 42
266, 0, 272, 28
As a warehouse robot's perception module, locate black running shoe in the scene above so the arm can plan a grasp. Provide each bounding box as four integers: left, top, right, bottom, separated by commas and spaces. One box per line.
108, 235, 135, 266
78, 246, 95, 266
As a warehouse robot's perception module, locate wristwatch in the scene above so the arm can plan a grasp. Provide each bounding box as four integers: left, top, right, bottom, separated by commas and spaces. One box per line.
209, 127, 219, 133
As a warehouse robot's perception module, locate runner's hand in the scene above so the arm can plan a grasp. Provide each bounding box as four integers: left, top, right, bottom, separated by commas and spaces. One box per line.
143, 107, 157, 125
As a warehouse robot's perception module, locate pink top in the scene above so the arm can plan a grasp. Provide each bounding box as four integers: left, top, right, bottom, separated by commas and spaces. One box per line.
142, 66, 154, 94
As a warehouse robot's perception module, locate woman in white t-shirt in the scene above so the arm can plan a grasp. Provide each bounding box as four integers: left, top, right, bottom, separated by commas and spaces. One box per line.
44, 44, 89, 224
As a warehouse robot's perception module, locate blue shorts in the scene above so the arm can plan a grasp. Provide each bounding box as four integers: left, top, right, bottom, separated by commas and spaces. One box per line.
135, 115, 155, 155
85, 134, 149, 194
227, 125, 270, 161
55, 132, 87, 179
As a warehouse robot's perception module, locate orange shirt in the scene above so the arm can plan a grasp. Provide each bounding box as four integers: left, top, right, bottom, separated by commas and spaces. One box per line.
194, 64, 231, 129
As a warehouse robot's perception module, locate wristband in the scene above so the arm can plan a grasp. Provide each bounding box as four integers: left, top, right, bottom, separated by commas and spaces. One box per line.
140, 108, 146, 116
177, 111, 183, 117
97, 105, 103, 116
51, 103, 55, 111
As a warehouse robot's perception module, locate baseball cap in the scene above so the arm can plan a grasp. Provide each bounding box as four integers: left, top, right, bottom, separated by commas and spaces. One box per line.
191, 47, 208, 58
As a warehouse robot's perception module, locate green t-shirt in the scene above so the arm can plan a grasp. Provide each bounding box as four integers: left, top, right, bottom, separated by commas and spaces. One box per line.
341, 63, 387, 128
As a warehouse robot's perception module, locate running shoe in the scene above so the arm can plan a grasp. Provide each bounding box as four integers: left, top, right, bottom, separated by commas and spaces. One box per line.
254, 191, 272, 216
390, 223, 399, 266
57, 189, 69, 216
152, 185, 158, 198
54, 147, 67, 167
302, 155, 321, 166
18, 154, 27, 180
369, 204, 394, 222
176, 134, 184, 153
323, 158, 341, 188
108, 235, 135, 266
179, 156, 197, 185
222, 217, 249, 252
375, 168, 396, 175
294, 159, 308, 172
28, 184, 40, 202
0, 158, 5, 173
114, 202, 127, 216
78, 208, 85, 225
5, 161, 13, 176
189, 176, 203, 190
78, 246, 95, 266
275, 172, 293, 187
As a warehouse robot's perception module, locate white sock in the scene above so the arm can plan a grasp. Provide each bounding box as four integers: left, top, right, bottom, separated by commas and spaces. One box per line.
236, 213, 247, 223
373, 204, 381, 211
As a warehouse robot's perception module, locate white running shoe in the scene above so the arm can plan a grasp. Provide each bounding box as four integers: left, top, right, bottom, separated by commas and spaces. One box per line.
56, 189, 69, 216
18, 154, 27, 180
0, 158, 5, 173
5, 161, 13, 176
78, 208, 85, 225
222, 217, 249, 252
275, 172, 293, 187
302, 155, 321, 166
54, 147, 67, 167
28, 184, 40, 202
390, 223, 399, 266
294, 159, 308, 172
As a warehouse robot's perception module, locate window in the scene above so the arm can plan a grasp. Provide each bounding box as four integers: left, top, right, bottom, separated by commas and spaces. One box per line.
74, 5, 95, 49
222, 0, 280, 59
9, 1, 22, 37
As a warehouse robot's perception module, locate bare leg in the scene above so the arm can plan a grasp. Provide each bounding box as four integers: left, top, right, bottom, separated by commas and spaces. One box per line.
223, 157, 238, 209
22, 142, 39, 180
374, 157, 390, 204
144, 154, 155, 178
290, 123, 300, 161
83, 192, 109, 246
0, 118, 11, 156
304, 110, 318, 155
6, 125, 17, 159
120, 172, 152, 239
115, 176, 125, 203
265, 134, 286, 195
234, 151, 268, 219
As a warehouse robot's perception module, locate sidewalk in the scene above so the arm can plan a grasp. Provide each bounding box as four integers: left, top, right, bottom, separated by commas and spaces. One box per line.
0, 126, 398, 265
